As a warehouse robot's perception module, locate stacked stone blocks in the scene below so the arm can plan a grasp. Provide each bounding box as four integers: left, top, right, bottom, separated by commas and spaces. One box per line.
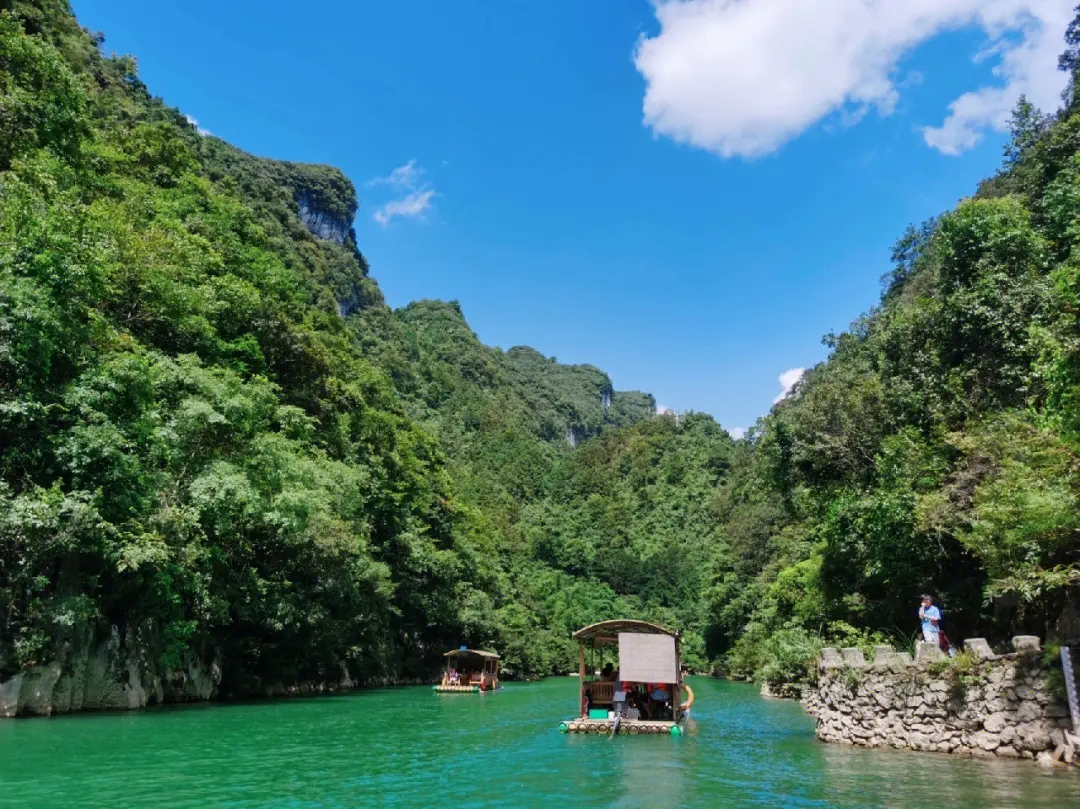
804, 636, 1078, 765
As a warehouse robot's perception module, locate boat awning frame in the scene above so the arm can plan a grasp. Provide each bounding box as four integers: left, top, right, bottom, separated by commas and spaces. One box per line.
572, 620, 679, 646
444, 649, 500, 660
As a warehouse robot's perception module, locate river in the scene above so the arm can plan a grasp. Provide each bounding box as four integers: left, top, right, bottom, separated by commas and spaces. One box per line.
0, 677, 1077, 808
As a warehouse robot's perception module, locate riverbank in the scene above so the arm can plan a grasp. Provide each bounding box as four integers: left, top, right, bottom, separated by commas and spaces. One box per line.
0, 625, 440, 718
802, 636, 1079, 768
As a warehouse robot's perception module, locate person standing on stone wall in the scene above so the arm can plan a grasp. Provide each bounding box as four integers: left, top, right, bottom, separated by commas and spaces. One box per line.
918, 594, 941, 644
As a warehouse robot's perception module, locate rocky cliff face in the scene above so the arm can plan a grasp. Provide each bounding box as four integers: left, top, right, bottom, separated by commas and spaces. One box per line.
0, 620, 412, 717
0, 624, 220, 718
803, 637, 1078, 767
297, 193, 351, 244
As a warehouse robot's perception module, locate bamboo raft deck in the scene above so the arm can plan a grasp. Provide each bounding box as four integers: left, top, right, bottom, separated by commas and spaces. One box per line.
559, 718, 682, 736
559, 619, 690, 738
435, 648, 500, 694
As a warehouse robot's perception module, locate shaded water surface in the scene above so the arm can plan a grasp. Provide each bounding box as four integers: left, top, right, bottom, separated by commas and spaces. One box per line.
0, 677, 1076, 807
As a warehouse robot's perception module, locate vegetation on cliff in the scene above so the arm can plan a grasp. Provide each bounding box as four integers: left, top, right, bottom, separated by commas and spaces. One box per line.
709, 38, 1080, 681
3, 0, 1080, 700
0, 0, 717, 691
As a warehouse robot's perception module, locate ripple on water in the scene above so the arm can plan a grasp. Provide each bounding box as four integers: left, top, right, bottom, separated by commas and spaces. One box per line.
0, 678, 1077, 809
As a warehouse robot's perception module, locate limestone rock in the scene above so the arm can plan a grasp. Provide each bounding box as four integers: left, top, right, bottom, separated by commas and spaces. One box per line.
1017, 723, 1052, 752
805, 634, 1060, 768
964, 638, 995, 660
296, 194, 349, 245
0, 674, 23, 718
1016, 700, 1041, 722
841, 648, 867, 668
915, 641, 945, 665
1012, 636, 1041, 653
969, 730, 1001, 751
818, 648, 843, 670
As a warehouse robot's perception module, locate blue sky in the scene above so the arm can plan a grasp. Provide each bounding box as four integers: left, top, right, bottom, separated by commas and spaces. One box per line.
72, 0, 1074, 435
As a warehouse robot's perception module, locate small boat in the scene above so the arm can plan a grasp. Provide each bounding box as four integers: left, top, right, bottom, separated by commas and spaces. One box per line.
433, 648, 501, 693
558, 619, 693, 736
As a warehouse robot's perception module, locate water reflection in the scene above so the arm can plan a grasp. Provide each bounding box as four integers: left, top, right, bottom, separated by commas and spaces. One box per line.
0, 677, 1076, 809
814, 742, 1079, 809
610, 735, 685, 808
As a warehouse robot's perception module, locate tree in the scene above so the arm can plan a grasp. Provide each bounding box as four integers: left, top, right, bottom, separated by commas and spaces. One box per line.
1059, 4, 1080, 110
1003, 96, 1049, 168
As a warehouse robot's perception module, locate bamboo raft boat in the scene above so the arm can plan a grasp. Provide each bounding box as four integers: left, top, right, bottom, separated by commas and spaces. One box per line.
433, 648, 501, 694
558, 619, 693, 737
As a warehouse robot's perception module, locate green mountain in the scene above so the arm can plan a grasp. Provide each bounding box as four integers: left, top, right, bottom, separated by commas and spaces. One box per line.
0, 0, 728, 710
4, 0, 1080, 713
708, 86, 1080, 684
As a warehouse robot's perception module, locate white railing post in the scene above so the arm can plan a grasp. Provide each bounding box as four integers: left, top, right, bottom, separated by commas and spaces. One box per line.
1062, 647, 1079, 731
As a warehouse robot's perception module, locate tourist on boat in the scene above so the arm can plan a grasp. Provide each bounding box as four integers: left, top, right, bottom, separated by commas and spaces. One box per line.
649, 682, 672, 720
601, 663, 617, 681
624, 683, 649, 717
448, 668, 460, 685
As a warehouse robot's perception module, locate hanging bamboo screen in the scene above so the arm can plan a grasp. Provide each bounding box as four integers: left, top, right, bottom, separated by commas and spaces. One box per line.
618, 632, 676, 683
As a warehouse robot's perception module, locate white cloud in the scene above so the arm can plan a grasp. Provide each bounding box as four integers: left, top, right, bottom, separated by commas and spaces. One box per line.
773, 367, 805, 404
922, 2, 1074, 154
372, 188, 436, 227
367, 159, 424, 189
729, 426, 747, 440
656, 403, 674, 415
368, 160, 437, 227
185, 114, 211, 137
634, 0, 1073, 159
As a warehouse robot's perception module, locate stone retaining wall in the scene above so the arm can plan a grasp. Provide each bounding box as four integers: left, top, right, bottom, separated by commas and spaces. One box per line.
803, 636, 1079, 765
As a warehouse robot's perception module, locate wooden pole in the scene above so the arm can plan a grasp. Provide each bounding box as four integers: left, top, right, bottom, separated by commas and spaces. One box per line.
674, 635, 681, 722
579, 642, 586, 716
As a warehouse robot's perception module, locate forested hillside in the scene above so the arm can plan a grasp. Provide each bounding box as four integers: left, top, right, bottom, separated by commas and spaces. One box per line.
4, 0, 1080, 708
0, 0, 727, 701
708, 54, 1080, 684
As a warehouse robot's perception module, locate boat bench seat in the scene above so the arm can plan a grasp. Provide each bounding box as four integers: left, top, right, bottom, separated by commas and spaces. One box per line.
586, 680, 615, 706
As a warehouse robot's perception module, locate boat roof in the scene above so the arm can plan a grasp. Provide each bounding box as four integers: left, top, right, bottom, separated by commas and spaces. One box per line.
572, 620, 679, 643
444, 649, 500, 660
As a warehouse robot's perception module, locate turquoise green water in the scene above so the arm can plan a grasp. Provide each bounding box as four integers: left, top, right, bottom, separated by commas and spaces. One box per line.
0, 677, 1077, 808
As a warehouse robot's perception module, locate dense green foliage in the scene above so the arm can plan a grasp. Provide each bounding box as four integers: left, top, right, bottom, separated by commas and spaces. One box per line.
4, 0, 1080, 697
0, 0, 724, 690
0, 0, 497, 689
349, 299, 726, 673
708, 65, 1080, 682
